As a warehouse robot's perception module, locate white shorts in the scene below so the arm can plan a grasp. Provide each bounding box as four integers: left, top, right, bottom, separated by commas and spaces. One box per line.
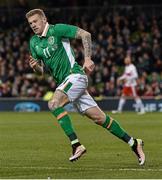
56, 74, 98, 113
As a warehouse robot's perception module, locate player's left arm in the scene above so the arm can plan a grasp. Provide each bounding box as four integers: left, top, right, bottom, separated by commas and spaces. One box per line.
75, 28, 95, 74
53, 24, 94, 74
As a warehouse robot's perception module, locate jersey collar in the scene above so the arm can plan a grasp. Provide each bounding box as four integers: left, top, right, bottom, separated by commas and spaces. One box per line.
40, 22, 49, 37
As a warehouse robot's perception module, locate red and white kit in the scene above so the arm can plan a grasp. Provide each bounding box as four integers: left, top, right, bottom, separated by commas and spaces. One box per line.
119, 64, 138, 97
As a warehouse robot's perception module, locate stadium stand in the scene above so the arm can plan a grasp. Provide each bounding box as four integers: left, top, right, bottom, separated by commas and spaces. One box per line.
0, 5, 162, 98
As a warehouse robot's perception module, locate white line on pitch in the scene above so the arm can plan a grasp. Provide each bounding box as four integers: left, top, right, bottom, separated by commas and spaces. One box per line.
1, 167, 162, 172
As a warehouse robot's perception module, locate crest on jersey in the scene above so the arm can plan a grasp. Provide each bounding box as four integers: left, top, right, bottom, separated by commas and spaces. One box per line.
48, 36, 55, 45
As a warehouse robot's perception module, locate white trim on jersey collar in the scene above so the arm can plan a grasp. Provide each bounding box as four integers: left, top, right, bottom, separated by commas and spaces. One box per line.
41, 22, 49, 37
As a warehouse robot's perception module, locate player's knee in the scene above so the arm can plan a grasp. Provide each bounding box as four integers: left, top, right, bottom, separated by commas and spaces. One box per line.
48, 99, 60, 110
91, 114, 106, 125
94, 119, 103, 125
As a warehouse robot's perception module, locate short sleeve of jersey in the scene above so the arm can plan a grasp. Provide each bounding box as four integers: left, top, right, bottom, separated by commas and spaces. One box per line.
29, 37, 39, 61
52, 24, 78, 38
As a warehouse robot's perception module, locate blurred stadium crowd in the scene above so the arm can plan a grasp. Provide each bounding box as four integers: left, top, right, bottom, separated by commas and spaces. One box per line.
0, 5, 162, 98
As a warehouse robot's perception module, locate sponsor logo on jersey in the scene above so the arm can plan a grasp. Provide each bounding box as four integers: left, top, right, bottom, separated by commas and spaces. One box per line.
35, 45, 39, 50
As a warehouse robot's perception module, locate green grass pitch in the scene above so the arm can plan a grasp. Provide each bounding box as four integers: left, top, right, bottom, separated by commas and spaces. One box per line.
0, 112, 162, 179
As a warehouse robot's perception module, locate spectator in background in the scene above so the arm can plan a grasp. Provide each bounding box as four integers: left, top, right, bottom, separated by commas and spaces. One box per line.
0, 7, 162, 98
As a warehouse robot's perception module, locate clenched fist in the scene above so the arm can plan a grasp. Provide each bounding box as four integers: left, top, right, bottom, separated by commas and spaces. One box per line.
29, 55, 38, 69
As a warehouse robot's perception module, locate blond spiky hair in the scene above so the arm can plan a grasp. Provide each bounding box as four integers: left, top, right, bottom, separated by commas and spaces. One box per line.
26, 9, 46, 19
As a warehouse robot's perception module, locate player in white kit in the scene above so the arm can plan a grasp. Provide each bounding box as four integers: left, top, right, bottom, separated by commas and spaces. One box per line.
112, 56, 145, 114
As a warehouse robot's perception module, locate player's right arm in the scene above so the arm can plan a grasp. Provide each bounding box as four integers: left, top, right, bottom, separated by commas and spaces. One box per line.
29, 37, 43, 75
29, 55, 43, 75
117, 67, 127, 85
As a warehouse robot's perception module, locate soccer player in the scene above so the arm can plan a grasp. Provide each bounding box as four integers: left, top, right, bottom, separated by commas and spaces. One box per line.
26, 9, 145, 165
112, 56, 145, 115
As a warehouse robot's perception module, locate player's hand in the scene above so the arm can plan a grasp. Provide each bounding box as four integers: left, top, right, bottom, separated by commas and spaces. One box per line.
123, 79, 127, 84
83, 57, 95, 75
117, 78, 121, 85
29, 55, 38, 69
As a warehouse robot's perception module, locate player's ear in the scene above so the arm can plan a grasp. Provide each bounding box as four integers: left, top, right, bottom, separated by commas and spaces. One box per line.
42, 17, 47, 23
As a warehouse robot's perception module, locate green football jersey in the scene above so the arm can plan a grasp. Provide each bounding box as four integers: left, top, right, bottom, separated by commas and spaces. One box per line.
29, 23, 85, 85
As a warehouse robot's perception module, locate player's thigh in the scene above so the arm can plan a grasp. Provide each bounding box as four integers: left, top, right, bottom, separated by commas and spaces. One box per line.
56, 74, 88, 102
48, 90, 69, 109
85, 106, 106, 124
54, 90, 69, 105
74, 91, 106, 123
131, 86, 138, 97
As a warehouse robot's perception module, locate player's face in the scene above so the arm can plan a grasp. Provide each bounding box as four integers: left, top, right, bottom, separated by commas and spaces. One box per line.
124, 56, 131, 65
28, 14, 47, 35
